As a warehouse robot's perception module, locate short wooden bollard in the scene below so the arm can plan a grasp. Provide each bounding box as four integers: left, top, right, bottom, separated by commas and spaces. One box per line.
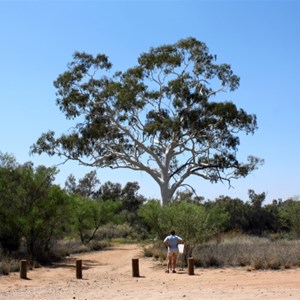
76, 259, 82, 279
20, 260, 27, 279
132, 258, 140, 277
188, 257, 194, 275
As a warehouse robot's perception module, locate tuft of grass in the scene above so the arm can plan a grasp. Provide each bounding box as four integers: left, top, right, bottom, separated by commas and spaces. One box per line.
142, 241, 167, 261
0, 257, 20, 276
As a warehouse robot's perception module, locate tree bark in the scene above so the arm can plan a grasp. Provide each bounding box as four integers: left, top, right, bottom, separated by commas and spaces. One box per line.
160, 183, 172, 206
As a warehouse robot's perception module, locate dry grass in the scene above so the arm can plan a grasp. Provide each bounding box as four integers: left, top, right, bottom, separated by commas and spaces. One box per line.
0, 239, 111, 277
143, 235, 300, 270
193, 235, 300, 270
0, 257, 20, 275
143, 241, 167, 261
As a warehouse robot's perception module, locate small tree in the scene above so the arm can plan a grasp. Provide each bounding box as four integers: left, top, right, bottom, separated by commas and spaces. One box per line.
31, 37, 263, 205
139, 200, 229, 260
65, 170, 101, 198
0, 152, 73, 259
166, 201, 228, 259
0, 153, 23, 252
279, 198, 300, 238
65, 172, 145, 228
138, 200, 167, 240
72, 196, 120, 244
247, 189, 274, 235
21, 184, 72, 258
209, 195, 251, 232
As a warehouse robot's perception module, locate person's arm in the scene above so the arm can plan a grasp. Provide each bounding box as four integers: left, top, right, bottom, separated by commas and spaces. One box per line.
163, 237, 168, 248
177, 236, 184, 244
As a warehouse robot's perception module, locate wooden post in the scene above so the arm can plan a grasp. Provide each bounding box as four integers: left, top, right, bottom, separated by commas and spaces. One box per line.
76, 259, 82, 279
20, 260, 27, 279
188, 257, 194, 275
132, 258, 140, 277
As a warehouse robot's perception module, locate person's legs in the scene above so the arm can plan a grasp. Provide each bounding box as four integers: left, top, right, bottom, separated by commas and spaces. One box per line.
166, 252, 172, 272
171, 252, 178, 272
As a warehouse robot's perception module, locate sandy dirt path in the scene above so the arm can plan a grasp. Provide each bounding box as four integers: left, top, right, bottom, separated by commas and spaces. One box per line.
1, 243, 300, 299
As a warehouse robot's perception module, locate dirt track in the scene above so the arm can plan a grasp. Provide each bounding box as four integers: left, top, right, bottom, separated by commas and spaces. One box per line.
1, 243, 300, 299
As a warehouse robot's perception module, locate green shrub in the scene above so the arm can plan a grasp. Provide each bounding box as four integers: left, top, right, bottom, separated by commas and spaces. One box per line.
139, 200, 229, 261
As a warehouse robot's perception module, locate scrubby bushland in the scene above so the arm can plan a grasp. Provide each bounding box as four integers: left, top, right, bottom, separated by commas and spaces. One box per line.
193, 234, 300, 270
71, 196, 121, 245
0, 153, 147, 264
139, 193, 300, 271
2, 152, 300, 272
0, 153, 74, 262
143, 234, 300, 271
138, 199, 229, 261
65, 171, 146, 237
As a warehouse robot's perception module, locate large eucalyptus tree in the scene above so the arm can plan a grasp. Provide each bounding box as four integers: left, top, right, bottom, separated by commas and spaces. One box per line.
32, 38, 262, 205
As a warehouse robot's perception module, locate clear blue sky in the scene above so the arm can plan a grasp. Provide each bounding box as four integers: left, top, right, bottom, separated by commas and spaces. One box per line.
1, 0, 299, 203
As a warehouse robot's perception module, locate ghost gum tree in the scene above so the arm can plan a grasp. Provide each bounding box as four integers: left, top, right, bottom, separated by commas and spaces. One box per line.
31, 38, 263, 206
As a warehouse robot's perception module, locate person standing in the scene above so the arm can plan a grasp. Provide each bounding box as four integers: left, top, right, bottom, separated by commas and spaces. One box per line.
163, 230, 184, 273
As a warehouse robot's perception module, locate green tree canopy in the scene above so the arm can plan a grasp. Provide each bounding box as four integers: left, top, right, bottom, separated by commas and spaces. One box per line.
31, 37, 263, 205
0, 152, 72, 258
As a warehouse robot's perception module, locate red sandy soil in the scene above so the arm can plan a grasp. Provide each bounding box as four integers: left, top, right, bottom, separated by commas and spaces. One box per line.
1, 243, 300, 299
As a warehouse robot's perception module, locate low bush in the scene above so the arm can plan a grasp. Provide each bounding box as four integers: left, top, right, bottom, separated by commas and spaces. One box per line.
94, 223, 138, 240
0, 257, 20, 276
143, 241, 167, 261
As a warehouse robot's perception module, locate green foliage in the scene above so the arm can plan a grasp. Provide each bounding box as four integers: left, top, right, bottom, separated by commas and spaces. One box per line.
206, 193, 281, 236
31, 37, 263, 205
165, 201, 224, 244
72, 196, 121, 244
65, 172, 146, 229
208, 196, 251, 232
22, 184, 73, 258
138, 199, 229, 259
65, 171, 101, 198
0, 153, 137, 261
248, 189, 266, 208
0, 153, 73, 260
3, 151, 300, 270
278, 199, 300, 238
138, 200, 167, 240
0, 154, 24, 252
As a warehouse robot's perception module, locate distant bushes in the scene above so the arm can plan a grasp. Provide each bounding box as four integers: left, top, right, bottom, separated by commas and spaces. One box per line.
145, 234, 300, 270
0, 153, 146, 266
95, 223, 139, 241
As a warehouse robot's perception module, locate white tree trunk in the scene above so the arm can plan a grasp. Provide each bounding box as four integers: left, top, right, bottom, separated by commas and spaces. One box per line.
160, 182, 172, 206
